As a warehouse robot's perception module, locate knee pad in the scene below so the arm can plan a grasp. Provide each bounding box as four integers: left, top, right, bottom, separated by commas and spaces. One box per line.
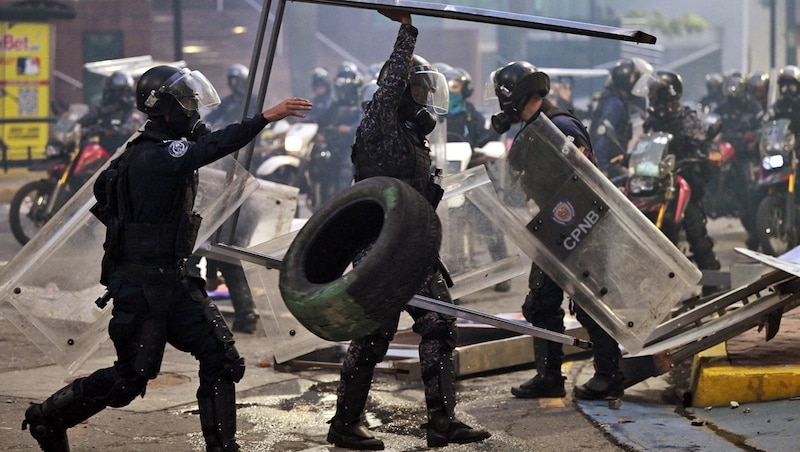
413, 311, 457, 349
104, 372, 148, 408
349, 334, 391, 366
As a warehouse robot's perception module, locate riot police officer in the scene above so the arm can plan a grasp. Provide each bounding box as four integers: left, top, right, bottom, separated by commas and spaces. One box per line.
442, 66, 510, 291
490, 61, 628, 401
773, 65, 800, 135
644, 71, 722, 290
698, 72, 725, 113
713, 71, 763, 249
203, 63, 259, 129
312, 61, 364, 204
589, 58, 650, 179
195, 63, 262, 334
327, 10, 490, 450
307, 66, 333, 122
79, 70, 144, 152
22, 64, 311, 452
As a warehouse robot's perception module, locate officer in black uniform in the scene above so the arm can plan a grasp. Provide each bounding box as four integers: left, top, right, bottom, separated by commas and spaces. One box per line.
773, 65, 800, 136
79, 71, 145, 153
644, 70, 722, 292
589, 58, 649, 180
22, 64, 311, 452
712, 71, 763, 249
312, 61, 364, 204
489, 61, 627, 401
191, 63, 262, 334
698, 72, 725, 113
442, 66, 510, 291
204, 64, 259, 129
326, 10, 491, 451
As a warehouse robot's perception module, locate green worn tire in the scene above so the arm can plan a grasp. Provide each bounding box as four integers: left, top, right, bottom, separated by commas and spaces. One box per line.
279, 176, 441, 341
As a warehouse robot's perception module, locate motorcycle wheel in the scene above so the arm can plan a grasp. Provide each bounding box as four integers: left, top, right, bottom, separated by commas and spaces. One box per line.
279, 176, 441, 341
756, 194, 797, 256
9, 179, 53, 245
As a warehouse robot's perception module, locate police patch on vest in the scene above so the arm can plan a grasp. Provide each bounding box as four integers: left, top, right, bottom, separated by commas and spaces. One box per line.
551, 200, 576, 225
167, 140, 189, 158
527, 175, 608, 260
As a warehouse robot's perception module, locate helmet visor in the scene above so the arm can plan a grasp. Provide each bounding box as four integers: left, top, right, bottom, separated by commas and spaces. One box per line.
165, 69, 221, 112
410, 70, 449, 115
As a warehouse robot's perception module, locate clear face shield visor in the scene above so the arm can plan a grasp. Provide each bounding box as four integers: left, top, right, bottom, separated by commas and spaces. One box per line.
163, 69, 221, 112
629, 58, 657, 98
410, 70, 449, 115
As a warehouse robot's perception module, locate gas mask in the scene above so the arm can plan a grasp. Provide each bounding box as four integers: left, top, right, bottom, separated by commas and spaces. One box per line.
166, 98, 210, 140
400, 90, 437, 135
491, 102, 522, 134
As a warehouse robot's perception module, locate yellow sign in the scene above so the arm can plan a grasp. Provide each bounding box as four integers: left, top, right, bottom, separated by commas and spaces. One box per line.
1, 22, 51, 162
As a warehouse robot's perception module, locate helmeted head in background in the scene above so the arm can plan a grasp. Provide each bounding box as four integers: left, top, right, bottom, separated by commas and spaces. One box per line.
102, 71, 135, 106
645, 70, 684, 120
488, 61, 550, 134
443, 67, 473, 116
334, 61, 364, 105
777, 65, 800, 102
136, 65, 220, 139
226, 64, 250, 97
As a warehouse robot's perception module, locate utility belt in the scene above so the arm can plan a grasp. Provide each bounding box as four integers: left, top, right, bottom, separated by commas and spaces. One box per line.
115, 261, 186, 282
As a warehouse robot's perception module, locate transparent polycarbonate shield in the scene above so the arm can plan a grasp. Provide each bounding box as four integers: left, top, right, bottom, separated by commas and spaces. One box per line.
0, 154, 261, 373
437, 166, 527, 299
246, 168, 527, 363
473, 114, 701, 354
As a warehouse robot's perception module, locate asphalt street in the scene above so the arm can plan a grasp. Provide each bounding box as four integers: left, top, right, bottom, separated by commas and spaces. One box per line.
1, 171, 798, 451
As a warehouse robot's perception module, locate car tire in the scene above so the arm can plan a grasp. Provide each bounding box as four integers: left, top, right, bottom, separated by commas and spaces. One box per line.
279, 176, 441, 341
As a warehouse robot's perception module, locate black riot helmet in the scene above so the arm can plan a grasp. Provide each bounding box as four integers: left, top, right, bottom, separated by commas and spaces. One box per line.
333, 61, 364, 105
646, 70, 683, 119
489, 61, 550, 133
311, 67, 331, 91
777, 65, 800, 100
705, 72, 724, 96
378, 54, 448, 134
227, 64, 249, 97
610, 59, 638, 92
137, 65, 220, 116
444, 67, 474, 99
102, 71, 135, 105
723, 71, 747, 100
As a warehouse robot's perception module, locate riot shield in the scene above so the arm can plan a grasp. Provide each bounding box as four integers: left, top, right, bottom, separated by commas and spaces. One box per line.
0, 155, 280, 374
474, 114, 701, 354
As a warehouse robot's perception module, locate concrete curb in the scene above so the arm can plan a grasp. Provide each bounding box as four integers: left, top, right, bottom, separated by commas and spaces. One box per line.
690, 340, 800, 407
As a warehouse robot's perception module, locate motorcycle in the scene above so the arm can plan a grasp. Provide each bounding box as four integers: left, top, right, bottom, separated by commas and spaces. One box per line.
755, 118, 797, 255
623, 122, 722, 247
254, 120, 319, 209
9, 104, 112, 245
701, 113, 748, 220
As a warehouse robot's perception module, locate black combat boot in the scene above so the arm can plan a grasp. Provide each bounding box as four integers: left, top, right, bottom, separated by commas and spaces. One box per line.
326, 418, 384, 450
511, 371, 566, 398
423, 413, 491, 448
22, 379, 105, 452
327, 356, 384, 450
573, 372, 625, 400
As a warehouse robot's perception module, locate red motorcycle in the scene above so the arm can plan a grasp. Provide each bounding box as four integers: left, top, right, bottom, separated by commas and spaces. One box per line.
624, 122, 722, 246
9, 104, 112, 245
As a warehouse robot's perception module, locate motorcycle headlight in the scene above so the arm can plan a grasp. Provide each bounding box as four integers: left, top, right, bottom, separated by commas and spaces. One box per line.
285, 135, 304, 154
44, 144, 62, 158
628, 176, 655, 194
762, 154, 784, 170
